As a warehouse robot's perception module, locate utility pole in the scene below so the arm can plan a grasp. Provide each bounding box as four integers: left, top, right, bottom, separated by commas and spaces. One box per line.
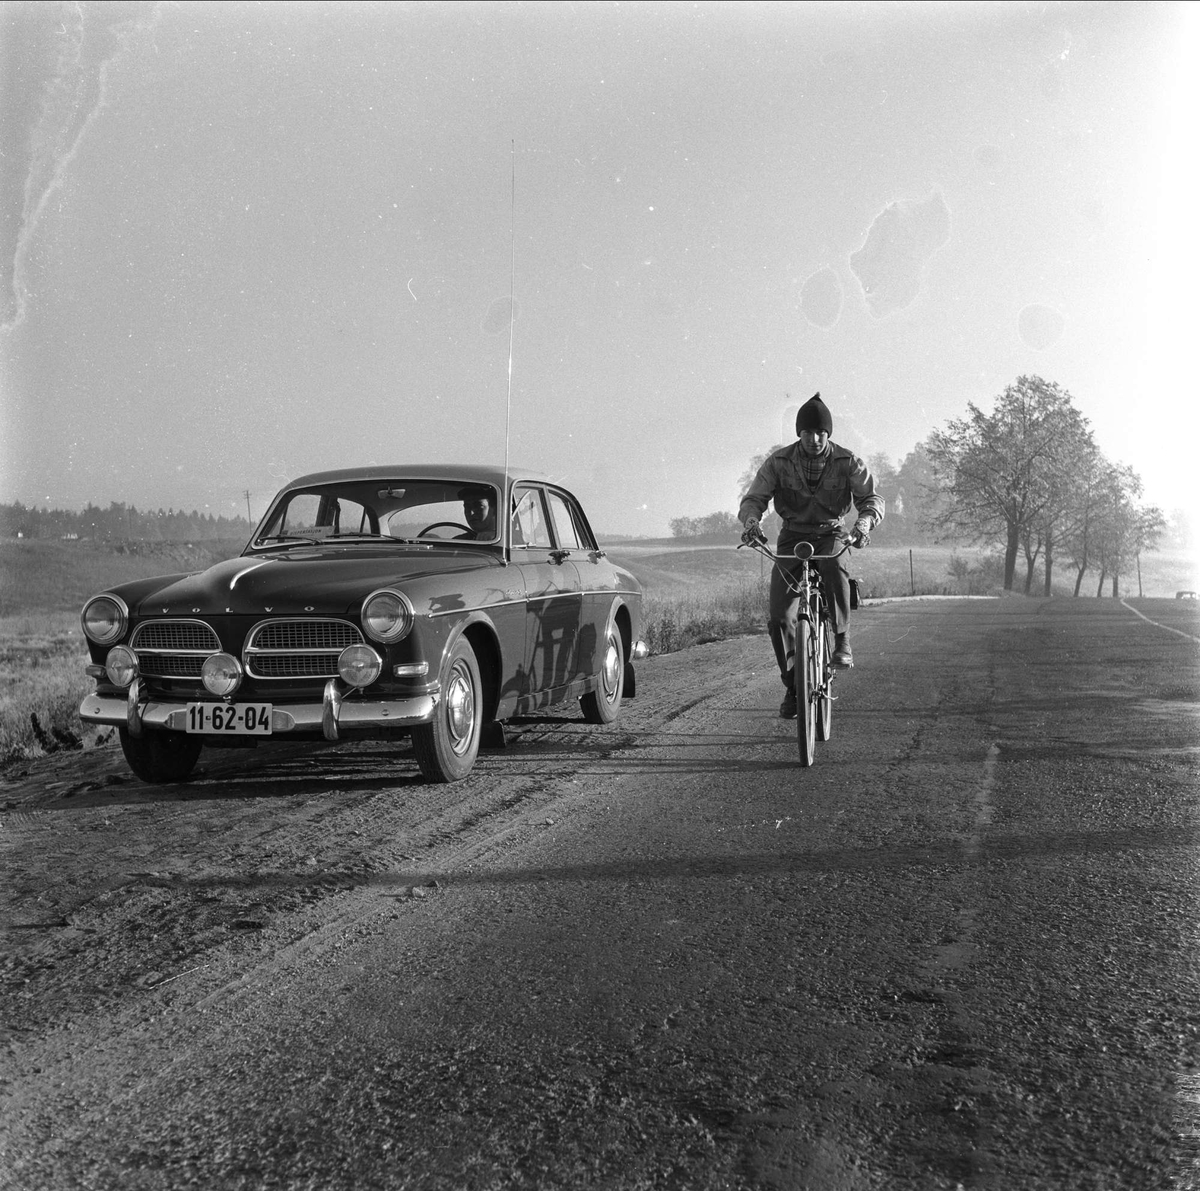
244, 490, 252, 524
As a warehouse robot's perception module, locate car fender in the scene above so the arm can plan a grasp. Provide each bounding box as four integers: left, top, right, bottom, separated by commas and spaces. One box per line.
435, 610, 509, 724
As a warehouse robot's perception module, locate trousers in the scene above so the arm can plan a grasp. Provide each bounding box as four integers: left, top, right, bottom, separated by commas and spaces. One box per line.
767, 532, 851, 683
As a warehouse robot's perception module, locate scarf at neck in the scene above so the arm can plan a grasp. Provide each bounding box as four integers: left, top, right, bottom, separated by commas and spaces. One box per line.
799, 441, 832, 488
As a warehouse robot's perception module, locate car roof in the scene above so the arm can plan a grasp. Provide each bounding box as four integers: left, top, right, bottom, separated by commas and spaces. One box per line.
280, 464, 549, 492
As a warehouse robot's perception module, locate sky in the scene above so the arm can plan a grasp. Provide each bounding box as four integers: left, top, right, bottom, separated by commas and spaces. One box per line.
0, 0, 1196, 536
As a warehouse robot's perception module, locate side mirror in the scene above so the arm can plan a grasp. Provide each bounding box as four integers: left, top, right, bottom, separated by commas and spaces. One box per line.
793, 542, 815, 560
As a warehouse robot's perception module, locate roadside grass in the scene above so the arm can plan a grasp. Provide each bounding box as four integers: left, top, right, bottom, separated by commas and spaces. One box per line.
0, 612, 107, 768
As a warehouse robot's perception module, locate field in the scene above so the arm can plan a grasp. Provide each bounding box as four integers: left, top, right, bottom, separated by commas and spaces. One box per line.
610, 540, 1200, 655
2, 538, 1196, 766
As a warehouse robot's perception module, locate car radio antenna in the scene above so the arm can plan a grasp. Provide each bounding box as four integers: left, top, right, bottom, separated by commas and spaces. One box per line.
502, 140, 516, 502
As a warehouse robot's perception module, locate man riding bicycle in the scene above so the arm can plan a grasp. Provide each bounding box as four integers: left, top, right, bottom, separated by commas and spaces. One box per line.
738, 393, 885, 718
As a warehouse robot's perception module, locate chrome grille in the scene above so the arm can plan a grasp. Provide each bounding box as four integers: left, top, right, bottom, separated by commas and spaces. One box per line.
244, 619, 362, 681
252, 621, 360, 651
252, 655, 343, 679
132, 621, 220, 652
131, 620, 219, 685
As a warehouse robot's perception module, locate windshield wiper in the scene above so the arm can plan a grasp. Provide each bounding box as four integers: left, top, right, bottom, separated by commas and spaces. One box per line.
329, 533, 428, 545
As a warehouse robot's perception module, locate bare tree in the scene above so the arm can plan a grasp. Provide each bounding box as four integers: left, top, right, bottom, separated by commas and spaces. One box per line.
927, 376, 1092, 591
1088, 465, 1164, 597
1061, 441, 1108, 596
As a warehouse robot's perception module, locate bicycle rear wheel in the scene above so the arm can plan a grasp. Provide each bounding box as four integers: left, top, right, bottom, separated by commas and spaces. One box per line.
796, 620, 816, 766
816, 615, 833, 742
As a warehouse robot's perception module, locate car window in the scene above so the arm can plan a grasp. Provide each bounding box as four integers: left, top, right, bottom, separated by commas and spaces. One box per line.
385, 502, 479, 540
545, 491, 583, 550
275, 493, 371, 537
511, 488, 552, 549
255, 480, 500, 546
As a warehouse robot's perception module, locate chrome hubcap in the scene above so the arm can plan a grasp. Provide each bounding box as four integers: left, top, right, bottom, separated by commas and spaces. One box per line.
444, 661, 476, 755
601, 638, 620, 701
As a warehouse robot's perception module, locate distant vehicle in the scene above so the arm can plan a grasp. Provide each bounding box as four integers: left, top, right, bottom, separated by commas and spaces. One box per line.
1176, 591, 1198, 600
79, 466, 646, 784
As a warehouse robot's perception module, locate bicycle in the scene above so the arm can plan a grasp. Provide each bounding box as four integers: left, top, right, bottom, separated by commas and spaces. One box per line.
737, 531, 855, 767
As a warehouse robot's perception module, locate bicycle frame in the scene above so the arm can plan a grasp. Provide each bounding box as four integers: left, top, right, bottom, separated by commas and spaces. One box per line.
737, 535, 852, 766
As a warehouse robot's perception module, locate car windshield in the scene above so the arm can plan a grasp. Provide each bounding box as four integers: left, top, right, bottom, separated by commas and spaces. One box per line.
253, 479, 502, 548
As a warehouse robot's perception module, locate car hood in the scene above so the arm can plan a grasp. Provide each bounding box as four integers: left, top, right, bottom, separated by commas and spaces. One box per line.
127, 549, 499, 616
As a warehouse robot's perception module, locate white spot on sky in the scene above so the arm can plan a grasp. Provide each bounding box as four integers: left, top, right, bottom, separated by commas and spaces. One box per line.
800, 266, 842, 329
850, 193, 951, 318
1018, 304, 1065, 350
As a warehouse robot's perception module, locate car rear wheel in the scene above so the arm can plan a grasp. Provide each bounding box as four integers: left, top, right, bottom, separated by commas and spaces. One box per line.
119, 727, 202, 784
412, 636, 482, 782
581, 623, 624, 724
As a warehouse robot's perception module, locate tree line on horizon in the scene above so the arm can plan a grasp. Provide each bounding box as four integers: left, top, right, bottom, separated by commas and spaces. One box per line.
673, 375, 1178, 596
0, 501, 253, 545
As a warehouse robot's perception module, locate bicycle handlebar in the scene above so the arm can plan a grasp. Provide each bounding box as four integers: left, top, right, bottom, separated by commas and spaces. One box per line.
791, 540, 853, 561
737, 536, 853, 564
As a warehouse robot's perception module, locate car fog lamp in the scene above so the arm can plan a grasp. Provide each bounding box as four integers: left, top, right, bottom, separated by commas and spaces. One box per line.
82, 595, 128, 645
201, 652, 243, 697
339, 644, 383, 688
104, 645, 139, 689
362, 589, 414, 643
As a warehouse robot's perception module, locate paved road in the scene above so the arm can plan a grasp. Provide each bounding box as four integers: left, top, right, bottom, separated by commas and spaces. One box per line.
2, 598, 1198, 1189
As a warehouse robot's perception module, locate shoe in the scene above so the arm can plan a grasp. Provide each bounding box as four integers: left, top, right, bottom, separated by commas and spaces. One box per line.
832, 635, 853, 668
780, 689, 797, 718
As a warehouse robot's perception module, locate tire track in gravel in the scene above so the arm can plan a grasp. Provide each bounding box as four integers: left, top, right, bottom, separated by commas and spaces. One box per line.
0, 640, 745, 1066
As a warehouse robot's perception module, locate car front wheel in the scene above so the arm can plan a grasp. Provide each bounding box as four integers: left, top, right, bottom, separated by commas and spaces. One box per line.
119, 727, 202, 784
412, 636, 483, 782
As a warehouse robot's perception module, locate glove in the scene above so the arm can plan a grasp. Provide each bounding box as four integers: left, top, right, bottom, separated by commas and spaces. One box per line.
850, 521, 871, 549
741, 517, 766, 546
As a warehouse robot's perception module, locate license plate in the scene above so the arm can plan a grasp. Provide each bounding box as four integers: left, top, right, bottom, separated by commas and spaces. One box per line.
185, 703, 273, 735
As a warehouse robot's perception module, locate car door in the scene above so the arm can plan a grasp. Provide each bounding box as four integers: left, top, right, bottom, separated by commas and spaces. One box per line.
543, 486, 610, 682
510, 485, 583, 699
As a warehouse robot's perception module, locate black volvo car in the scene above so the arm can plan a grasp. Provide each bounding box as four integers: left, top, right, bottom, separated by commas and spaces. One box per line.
79, 465, 646, 784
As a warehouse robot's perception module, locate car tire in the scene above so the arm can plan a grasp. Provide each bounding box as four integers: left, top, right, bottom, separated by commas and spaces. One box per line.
119, 727, 202, 784
413, 636, 482, 782
580, 623, 624, 725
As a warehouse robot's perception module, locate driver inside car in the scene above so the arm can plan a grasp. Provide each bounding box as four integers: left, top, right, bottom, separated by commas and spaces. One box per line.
457, 486, 497, 541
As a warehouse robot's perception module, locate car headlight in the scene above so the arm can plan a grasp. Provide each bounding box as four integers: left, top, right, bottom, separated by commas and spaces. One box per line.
104, 644, 139, 689
362, 589, 414, 643
202, 653, 244, 697
82, 595, 129, 645
338, 644, 382, 688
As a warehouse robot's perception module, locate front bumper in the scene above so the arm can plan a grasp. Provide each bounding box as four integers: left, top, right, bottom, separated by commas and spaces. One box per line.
80, 677, 438, 743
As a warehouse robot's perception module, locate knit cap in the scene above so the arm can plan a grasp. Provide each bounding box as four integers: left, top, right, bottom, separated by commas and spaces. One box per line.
796, 393, 833, 436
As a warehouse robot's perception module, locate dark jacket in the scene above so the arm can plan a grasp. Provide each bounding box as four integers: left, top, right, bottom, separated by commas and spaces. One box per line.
738, 441, 884, 550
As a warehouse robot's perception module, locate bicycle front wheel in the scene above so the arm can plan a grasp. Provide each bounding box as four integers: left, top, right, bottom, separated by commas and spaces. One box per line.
796, 620, 816, 766
816, 617, 833, 742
